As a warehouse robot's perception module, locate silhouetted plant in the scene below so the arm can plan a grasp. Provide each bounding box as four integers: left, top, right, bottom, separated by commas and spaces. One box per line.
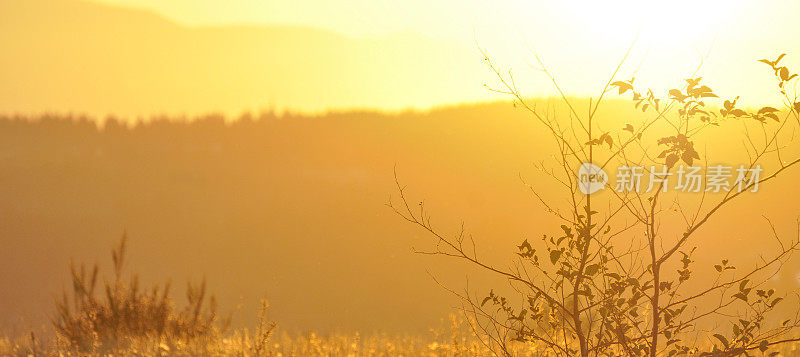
392, 50, 800, 356
248, 299, 277, 356
53, 233, 230, 354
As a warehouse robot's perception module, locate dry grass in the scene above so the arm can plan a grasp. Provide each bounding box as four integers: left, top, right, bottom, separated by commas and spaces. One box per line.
0, 314, 544, 356
0, 235, 513, 356
4, 235, 800, 356
4, 316, 800, 356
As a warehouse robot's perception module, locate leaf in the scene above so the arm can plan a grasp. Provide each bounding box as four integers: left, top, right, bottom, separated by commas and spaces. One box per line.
681, 151, 694, 165
777, 53, 787, 64
713, 334, 730, 349
739, 279, 749, 291
585, 264, 600, 276
759, 340, 769, 352
758, 59, 773, 67
780, 67, 790, 81
733, 292, 748, 302
724, 99, 735, 111
560, 224, 572, 236
758, 106, 779, 114
696, 85, 713, 93
714, 264, 722, 272
612, 81, 633, 95
623, 123, 634, 133
765, 113, 779, 122
481, 295, 492, 307
730, 109, 747, 117
770, 297, 783, 307
629, 307, 638, 317
668, 89, 687, 101
604, 134, 613, 149
666, 154, 679, 168
550, 250, 562, 264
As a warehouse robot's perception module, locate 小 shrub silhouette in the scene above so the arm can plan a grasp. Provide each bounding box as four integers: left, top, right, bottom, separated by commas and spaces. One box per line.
53, 233, 230, 354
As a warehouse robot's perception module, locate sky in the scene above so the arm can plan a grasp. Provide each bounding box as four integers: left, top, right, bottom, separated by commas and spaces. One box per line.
86, 0, 752, 41
3, 0, 800, 116
85, 0, 800, 107
85, 0, 796, 52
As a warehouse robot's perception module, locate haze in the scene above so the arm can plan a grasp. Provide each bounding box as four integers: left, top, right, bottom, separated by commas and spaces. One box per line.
2, 0, 800, 118
3, 0, 800, 343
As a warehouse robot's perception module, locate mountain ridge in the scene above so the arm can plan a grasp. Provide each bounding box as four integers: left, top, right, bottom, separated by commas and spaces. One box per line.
0, 0, 489, 118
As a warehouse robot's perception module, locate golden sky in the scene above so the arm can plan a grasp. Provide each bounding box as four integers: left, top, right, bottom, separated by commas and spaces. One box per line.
2, 0, 799, 116
90, 0, 799, 89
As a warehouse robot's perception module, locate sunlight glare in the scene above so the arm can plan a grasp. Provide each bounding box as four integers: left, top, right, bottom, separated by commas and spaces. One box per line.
568, 0, 738, 49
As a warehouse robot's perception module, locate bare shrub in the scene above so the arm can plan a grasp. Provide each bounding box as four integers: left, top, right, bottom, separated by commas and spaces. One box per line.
392, 49, 800, 356
52, 233, 230, 354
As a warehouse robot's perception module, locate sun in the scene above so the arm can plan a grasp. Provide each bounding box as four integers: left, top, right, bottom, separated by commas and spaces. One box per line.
565, 0, 739, 49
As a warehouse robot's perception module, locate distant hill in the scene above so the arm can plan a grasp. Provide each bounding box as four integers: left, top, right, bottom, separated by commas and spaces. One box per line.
1, 100, 799, 334
0, 101, 554, 334
0, 0, 489, 117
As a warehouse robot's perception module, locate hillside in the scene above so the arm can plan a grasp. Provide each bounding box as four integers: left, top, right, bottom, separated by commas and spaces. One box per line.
0, 102, 548, 333
2, 100, 800, 334
0, 0, 488, 117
